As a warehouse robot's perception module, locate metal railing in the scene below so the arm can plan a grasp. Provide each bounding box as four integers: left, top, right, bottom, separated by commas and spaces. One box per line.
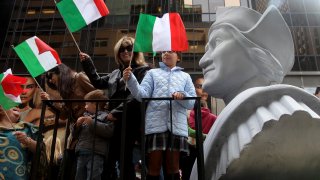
31, 97, 204, 180
140, 97, 204, 180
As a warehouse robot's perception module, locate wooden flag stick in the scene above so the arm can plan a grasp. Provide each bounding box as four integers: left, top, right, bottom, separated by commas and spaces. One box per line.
125, 43, 136, 90
53, 0, 81, 53
4, 109, 28, 148
4, 110, 16, 131
66, 29, 81, 53
152, 52, 156, 68
128, 43, 135, 67
33, 77, 45, 92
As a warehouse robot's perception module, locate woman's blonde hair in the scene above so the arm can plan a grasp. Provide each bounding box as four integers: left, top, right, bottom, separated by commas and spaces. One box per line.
114, 36, 146, 69
45, 135, 62, 164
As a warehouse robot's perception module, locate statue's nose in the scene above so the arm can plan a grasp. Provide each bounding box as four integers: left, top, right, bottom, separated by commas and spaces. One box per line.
199, 54, 210, 69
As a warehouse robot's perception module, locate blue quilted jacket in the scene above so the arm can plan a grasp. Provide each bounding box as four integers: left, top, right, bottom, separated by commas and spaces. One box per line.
127, 62, 196, 137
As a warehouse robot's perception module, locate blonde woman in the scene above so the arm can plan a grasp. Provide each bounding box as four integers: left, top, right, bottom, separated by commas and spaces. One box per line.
79, 36, 151, 180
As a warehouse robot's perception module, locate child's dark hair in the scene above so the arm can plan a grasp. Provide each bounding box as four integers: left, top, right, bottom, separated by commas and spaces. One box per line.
315, 87, 320, 95
45, 64, 75, 99
84, 90, 107, 110
193, 75, 204, 84
200, 100, 208, 108
176, 52, 182, 62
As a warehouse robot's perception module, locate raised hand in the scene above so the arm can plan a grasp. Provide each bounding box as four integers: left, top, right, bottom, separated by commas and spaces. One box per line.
40, 92, 50, 100
79, 52, 90, 62
123, 67, 132, 81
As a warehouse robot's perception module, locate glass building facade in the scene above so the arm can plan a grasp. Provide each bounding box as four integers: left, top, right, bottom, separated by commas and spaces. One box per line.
0, 0, 319, 87
253, 0, 320, 88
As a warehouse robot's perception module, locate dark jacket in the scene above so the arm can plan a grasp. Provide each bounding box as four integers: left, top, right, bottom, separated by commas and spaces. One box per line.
73, 111, 114, 156
80, 58, 151, 142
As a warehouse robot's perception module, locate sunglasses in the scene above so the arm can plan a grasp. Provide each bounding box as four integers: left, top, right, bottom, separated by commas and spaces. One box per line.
119, 45, 133, 53
46, 72, 53, 80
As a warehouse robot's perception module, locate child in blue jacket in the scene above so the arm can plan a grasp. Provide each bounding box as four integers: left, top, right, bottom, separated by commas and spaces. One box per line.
123, 51, 196, 180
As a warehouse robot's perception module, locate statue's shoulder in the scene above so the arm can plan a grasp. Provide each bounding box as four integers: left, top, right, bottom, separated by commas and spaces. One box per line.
213, 84, 320, 135
201, 84, 320, 179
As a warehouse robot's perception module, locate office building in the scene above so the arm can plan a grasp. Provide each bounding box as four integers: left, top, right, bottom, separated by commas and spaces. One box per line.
0, 0, 319, 89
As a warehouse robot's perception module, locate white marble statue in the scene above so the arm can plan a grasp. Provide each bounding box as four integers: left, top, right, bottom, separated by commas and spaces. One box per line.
191, 5, 320, 180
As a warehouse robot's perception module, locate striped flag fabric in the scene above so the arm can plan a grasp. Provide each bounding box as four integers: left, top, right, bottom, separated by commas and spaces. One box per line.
14, 36, 61, 78
134, 13, 188, 52
57, 0, 109, 32
0, 69, 27, 110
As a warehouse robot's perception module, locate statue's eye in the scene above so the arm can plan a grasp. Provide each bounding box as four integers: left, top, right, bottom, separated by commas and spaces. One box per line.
215, 37, 223, 47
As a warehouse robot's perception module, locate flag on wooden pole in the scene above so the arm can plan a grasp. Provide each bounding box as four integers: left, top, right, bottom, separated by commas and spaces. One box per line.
134, 13, 188, 52
14, 36, 62, 78
0, 69, 27, 110
57, 0, 109, 32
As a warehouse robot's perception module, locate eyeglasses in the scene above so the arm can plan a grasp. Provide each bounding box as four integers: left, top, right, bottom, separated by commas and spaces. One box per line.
119, 45, 133, 53
195, 84, 202, 89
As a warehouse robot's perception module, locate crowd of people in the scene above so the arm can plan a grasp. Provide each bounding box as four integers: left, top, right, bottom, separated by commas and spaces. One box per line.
3, 34, 319, 180
1, 35, 220, 180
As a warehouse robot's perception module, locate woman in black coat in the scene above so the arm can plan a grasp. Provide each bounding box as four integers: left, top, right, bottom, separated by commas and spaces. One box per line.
79, 36, 151, 180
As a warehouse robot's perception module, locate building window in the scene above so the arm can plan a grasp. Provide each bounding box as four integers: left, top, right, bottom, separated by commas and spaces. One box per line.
42, 9, 55, 14
93, 39, 109, 47
27, 9, 36, 15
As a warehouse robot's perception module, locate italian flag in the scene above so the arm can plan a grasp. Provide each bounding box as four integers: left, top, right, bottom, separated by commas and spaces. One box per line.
134, 13, 188, 52
0, 69, 27, 110
57, 0, 109, 32
14, 36, 61, 78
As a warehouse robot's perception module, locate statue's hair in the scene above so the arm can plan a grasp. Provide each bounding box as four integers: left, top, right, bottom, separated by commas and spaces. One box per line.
210, 5, 294, 83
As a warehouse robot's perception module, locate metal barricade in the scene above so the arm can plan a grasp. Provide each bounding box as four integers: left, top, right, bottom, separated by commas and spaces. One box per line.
140, 97, 204, 180
30, 97, 205, 180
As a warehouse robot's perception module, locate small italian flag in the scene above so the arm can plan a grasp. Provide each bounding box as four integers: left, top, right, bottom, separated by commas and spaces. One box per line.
14, 36, 62, 78
134, 13, 188, 52
57, 0, 109, 32
0, 69, 27, 110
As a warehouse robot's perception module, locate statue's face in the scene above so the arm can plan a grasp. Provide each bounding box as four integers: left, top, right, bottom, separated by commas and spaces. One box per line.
199, 26, 257, 98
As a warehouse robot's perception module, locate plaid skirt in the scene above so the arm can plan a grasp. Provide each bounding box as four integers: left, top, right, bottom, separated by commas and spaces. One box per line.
146, 131, 189, 153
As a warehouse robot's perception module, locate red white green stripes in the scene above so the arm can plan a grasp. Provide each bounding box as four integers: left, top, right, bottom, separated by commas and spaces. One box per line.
0, 69, 27, 110
57, 0, 109, 32
14, 36, 61, 78
134, 13, 189, 52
